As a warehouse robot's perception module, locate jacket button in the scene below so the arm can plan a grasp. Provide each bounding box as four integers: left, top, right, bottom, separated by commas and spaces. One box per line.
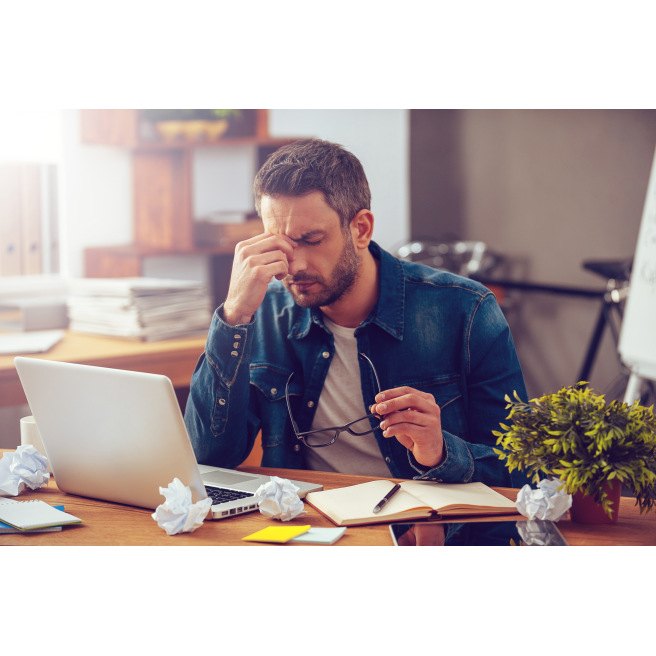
307, 400, 314, 408
270, 387, 277, 395
233, 342, 240, 349
230, 350, 239, 357
218, 398, 226, 406
322, 351, 330, 359
293, 444, 301, 452
233, 334, 241, 340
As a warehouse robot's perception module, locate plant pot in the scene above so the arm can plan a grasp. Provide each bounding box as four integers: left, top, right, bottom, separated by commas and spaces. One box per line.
155, 119, 230, 142
155, 120, 186, 141
570, 479, 622, 524
204, 119, 229, 140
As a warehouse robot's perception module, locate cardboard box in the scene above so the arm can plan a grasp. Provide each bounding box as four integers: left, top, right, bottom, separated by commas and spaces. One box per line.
194, 218, 264, 247
0, 297, 68, 331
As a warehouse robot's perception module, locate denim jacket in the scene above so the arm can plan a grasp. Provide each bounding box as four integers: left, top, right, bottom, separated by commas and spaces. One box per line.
184, 241, 528, 487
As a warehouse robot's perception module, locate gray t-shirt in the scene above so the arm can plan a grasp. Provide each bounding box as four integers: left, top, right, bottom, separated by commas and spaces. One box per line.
302, 316, 391, 476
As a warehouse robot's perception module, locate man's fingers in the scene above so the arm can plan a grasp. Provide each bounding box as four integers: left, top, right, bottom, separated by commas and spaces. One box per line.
246, 250, 292, 274
373, 392, 436, 417
238, 232, 296, 259
372, 386, 445, 469
223, 233, 296, 326
380, 408, 431, 430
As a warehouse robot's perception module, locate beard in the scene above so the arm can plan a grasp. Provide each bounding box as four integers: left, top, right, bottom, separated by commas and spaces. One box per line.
284, 234, 360, 309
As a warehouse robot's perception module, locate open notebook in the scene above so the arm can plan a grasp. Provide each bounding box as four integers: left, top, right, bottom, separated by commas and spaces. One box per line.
305, 479, 519, 526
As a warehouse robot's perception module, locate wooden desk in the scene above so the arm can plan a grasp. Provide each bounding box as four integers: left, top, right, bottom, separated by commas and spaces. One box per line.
0, 330, 207, 407
2, 465, 656, 546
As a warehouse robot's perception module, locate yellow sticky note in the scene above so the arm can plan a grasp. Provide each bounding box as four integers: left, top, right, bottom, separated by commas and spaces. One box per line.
243, 525, 311, 544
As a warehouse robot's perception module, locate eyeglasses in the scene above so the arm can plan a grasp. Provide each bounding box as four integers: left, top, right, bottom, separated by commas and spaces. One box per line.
285, 352, 382, 448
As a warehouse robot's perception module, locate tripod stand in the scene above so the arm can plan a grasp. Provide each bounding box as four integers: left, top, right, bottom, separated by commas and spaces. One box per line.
577, 259, 631, 382
579, 258, 655, 406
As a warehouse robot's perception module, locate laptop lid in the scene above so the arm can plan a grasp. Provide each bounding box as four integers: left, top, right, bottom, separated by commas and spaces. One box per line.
13, 357, 322, 514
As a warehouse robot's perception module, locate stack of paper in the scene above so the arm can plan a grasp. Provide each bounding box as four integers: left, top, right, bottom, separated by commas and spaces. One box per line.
0, 330, 64, 355
66, 277, 213, 341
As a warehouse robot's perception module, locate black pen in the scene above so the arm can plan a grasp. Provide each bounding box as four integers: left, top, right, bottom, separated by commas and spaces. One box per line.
373, 483, 401, 513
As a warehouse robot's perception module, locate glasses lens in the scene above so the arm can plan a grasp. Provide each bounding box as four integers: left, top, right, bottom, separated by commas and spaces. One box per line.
303, 431, 340, 447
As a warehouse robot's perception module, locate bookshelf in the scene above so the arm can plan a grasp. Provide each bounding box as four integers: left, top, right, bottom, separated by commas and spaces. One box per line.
80, 109, 297, 304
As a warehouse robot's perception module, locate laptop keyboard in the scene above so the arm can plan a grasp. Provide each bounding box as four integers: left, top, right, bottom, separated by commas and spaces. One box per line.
205, 485, 255, 505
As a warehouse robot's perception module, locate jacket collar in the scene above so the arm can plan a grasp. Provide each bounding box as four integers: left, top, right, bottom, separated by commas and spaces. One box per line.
288, 240, 405, 341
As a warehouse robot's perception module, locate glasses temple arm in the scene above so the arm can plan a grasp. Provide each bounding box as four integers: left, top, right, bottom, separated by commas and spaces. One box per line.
285, 373, 301, 433
359, 352, 382, 395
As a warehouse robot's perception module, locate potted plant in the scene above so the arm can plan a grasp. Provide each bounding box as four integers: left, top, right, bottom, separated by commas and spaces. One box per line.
191, 109, 241, 140
141, 109, 241, 142
493, 382, 656, 523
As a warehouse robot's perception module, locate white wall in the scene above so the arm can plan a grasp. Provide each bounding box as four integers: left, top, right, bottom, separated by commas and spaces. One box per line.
269, 109, 410, 251
60, 110, 133, 277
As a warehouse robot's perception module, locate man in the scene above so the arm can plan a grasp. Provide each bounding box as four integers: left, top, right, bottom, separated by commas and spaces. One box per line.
184, 138, 528, 487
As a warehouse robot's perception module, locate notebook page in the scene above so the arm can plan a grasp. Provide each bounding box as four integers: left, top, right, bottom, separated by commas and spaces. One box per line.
401, 480, 517, 511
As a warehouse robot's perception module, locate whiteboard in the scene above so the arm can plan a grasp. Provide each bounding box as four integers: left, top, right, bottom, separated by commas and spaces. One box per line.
618, 145, 656, 382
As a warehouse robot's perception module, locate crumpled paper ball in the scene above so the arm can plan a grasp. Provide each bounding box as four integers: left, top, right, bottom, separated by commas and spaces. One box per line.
516, 478, 572, 521
0, 445, 50, 496
255, 476, 306, 521
151, 478, 213, 535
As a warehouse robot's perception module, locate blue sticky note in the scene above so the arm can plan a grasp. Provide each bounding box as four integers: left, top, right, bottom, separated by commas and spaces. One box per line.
288, 527, 347, 545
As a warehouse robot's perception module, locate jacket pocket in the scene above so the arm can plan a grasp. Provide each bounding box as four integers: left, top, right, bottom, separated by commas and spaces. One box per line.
250, 364, 295, 402
249, 364, 297, 448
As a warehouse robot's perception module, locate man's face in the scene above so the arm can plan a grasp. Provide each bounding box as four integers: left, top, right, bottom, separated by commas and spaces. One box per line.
260, 191, 360, 309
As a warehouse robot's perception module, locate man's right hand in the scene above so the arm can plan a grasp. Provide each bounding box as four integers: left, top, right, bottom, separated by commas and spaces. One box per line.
222, 233, 297, 326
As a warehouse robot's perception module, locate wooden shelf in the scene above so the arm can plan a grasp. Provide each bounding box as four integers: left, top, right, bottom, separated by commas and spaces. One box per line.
128, 136, 297, 152
80, 110, 300, 292
80, 109, 282, 148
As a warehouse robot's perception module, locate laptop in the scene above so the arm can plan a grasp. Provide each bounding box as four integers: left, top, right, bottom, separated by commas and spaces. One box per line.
13, 357, 323, 520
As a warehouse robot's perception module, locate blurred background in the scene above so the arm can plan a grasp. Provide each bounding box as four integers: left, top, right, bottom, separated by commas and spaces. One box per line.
2, 108, 656, 446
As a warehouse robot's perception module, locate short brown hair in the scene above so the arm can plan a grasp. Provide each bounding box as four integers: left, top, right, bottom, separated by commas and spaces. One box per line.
253, 138, 371, 229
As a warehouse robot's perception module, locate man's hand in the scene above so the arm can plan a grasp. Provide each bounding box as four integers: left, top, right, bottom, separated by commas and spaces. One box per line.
222, 233, 296, 326
372, 386, 445, 469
